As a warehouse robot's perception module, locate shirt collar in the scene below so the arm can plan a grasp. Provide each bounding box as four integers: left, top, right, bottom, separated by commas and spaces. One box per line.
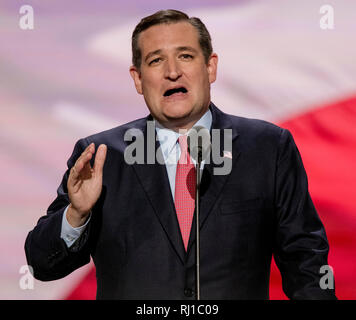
155, 108, 213, 159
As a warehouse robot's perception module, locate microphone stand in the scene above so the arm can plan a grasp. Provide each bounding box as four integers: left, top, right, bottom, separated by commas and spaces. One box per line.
188, 128, 210, 301
195, 147, 202, 300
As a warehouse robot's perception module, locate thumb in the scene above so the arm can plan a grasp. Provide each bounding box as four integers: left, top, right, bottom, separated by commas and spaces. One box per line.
93, 144, 107, 175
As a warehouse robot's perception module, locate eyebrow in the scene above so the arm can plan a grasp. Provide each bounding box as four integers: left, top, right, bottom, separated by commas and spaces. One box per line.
144, 46, 199, 63
176, 46, 198, 54
144, 49, 162, 63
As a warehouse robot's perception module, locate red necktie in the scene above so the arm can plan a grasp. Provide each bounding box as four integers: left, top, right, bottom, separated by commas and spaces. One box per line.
174, 135, 196, 251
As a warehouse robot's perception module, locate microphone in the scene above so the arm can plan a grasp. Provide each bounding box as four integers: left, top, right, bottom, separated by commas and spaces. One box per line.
187, 126, 211, 300
187, 126, 211, 164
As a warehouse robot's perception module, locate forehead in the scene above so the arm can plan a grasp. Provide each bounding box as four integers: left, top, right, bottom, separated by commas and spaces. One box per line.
138, 22, 201, 55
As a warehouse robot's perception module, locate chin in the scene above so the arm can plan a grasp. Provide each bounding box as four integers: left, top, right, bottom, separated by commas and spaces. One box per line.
165, 109, 193, 122
163, 103, 193, 119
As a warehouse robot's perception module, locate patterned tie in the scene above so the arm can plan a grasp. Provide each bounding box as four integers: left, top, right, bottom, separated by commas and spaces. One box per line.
174, 135, 196, 251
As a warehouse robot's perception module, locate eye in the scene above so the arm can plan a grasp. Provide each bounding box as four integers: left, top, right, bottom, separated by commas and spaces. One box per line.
149, 57, 162, 65
180, 54, 193, 60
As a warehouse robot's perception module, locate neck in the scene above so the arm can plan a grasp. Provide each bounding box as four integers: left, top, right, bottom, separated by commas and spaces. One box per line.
158, 105, 210, 133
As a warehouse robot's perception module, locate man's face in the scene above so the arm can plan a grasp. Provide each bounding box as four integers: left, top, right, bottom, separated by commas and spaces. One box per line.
130, 22, 218, 131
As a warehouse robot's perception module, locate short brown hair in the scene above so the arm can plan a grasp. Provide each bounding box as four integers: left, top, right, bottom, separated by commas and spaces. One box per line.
131, 9, 213, 69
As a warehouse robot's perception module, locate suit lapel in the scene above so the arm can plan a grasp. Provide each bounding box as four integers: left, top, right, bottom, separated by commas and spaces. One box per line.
128, 117, 186, 264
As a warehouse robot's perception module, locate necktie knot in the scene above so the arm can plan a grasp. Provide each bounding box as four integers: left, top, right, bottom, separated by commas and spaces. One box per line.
178, 135, 191, 164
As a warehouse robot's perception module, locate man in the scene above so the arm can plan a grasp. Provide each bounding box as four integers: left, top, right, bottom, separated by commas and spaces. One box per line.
25, 9, 336, 300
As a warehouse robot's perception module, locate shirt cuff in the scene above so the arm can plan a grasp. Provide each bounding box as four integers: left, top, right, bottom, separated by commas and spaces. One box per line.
60, 205, 91, 248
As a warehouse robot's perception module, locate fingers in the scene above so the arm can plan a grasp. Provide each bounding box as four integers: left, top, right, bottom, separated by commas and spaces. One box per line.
93, 144, 107, 175
71, 143, 95, 180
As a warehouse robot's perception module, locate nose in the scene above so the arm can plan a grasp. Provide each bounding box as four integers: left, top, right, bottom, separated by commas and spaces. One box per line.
164, 57, 182, 81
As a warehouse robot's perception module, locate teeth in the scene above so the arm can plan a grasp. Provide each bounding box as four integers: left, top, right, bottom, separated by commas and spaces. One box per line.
164, 87, 187, 96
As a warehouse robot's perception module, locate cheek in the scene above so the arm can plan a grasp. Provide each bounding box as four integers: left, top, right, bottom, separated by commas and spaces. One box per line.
142, 84, 157, 101
142, 76, 161, 99
193, 72, 211, 94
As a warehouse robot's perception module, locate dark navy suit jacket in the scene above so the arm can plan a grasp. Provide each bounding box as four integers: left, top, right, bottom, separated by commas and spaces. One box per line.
25, 103, 336, 299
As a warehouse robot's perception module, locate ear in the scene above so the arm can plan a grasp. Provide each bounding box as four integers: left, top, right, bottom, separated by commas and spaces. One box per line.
129, 65, 143, 95
207, 53, 218, 84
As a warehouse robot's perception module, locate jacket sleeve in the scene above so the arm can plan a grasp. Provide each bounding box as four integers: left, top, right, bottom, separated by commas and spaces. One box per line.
24, 138, 93, 281
273, 128, 336, 300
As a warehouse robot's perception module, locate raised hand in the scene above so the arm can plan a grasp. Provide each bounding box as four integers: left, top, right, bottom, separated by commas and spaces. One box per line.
66, 143, 107, 227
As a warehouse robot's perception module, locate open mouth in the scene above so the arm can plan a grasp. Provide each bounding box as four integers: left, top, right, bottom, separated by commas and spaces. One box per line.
163, 87, 188, 97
